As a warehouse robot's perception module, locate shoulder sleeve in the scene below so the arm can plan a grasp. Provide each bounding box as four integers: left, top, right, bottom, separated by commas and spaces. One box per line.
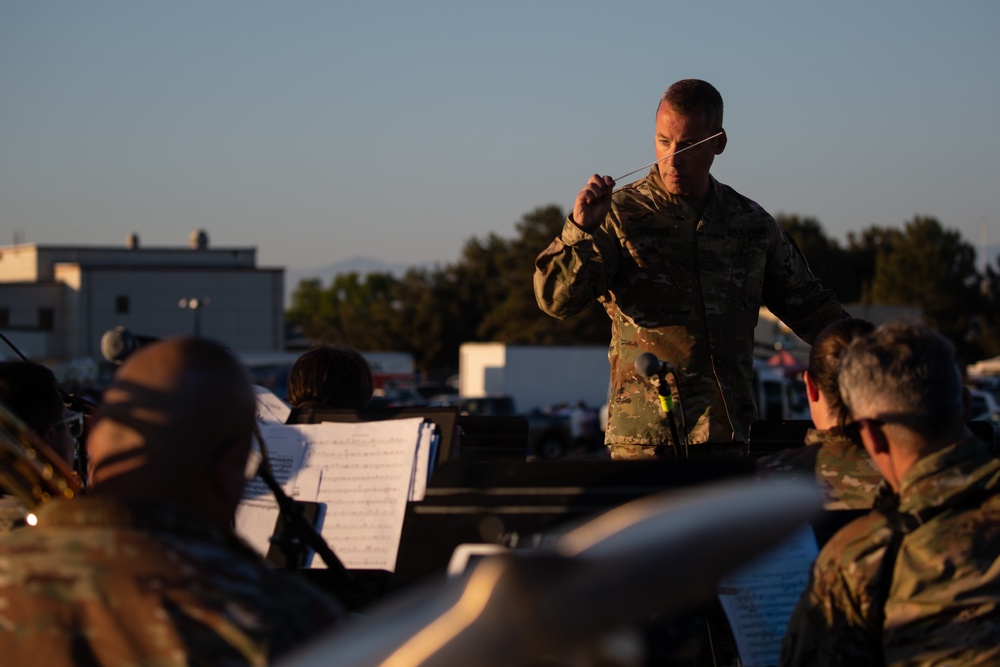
533, 216, 618, 320
762, 216, 848, 344
780, 518, 887, 667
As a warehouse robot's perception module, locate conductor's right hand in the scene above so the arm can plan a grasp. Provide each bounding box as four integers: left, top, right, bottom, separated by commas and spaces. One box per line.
571, 174, 615, 232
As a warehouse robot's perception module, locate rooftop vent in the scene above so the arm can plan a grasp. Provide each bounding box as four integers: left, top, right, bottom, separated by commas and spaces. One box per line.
189, 229, 209, 250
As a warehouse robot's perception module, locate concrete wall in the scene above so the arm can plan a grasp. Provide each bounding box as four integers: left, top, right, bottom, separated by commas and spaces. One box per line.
77, 266, 284, 357
0, 282, 66, 358
0, 246, 40, 282
0, 242, 284, 361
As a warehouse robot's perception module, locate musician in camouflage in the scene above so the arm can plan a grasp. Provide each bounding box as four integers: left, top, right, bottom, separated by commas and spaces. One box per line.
757, 318, 883, 509
781, 321, 1000, 666
534, 79, 846, 459
0, 338, 346, 666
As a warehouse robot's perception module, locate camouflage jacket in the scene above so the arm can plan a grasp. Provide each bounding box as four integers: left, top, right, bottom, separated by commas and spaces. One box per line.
0, 496, 346, 667
534, 171, 845, 448
0, 494, 27, 533
780, 436, 1000, 667
757, 428, 883, 509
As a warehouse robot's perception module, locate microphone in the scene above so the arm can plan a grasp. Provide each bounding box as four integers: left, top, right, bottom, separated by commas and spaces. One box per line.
635, 351, 687, 455
635, 352, 673, 378
100, 327, 159, 365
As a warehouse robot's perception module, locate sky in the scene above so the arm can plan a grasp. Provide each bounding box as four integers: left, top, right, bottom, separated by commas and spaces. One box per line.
3, 1, 999, 276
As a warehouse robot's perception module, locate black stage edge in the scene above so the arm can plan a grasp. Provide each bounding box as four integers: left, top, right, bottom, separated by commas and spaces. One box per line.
391, 458, 756, 589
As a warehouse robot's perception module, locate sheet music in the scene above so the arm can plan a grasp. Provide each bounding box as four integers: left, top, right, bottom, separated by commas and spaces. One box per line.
294, 417, 427, 572
234, 422, 307, 555
235, 416, 436, 571
253, 385, 291, 424
717, 526, 818, 667
409, 422, 438, 502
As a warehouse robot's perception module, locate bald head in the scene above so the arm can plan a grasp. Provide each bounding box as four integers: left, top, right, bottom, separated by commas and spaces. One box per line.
87, 337, 255, 529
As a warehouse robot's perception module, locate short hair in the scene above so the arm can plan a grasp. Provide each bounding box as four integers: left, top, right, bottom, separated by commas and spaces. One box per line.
0, 362, 64, 436
287, 346, 374, 410
838, 321, 964, 440
807, 318, 876, 425
659, 79, 724, 129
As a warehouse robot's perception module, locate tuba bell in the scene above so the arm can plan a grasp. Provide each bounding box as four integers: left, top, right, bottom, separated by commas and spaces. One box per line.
0, 399, 82, 510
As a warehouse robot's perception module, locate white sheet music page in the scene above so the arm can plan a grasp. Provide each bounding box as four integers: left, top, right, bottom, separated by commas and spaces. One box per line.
409, 422, 438, 502
294, 417, 426, 572
234, 421, 307, 555
717, 525, 818, 667
253, 385, 291, 425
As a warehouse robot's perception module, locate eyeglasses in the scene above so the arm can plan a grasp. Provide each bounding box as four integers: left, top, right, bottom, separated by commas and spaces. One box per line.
54, 411, 85, 440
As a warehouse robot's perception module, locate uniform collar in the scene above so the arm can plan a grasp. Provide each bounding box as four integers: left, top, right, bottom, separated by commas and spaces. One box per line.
640, 170, 736, 224
897, 436, 1000, 515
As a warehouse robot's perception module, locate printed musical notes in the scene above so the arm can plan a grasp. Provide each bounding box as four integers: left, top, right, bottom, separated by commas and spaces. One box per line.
717, 526, 818, 667
235, 416, 438, 572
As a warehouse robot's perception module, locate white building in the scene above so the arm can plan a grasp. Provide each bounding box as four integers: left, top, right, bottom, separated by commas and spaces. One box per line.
0, 231, 284, 361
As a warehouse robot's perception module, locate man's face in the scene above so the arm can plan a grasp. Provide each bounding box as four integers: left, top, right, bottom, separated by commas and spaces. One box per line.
654, 102, 725, 197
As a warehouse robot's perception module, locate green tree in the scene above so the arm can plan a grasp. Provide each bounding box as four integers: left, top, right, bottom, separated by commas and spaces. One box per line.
844, 226, 901, 304
973, 258, 1000, 358
479, 205, 609, 345
776, 215, 857, 302
287, 278, 333, 339
287, 271, 403, 351
868, 216, 982, 361
389, 266, 468, 378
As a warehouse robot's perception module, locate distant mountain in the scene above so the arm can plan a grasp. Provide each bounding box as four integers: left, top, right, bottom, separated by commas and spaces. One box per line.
283, 256, 433, 305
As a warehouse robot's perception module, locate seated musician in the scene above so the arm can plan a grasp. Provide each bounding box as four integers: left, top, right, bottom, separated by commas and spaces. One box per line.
781, 321, 1000, 666
0, 337, 346, 665
757, 318, 884, 509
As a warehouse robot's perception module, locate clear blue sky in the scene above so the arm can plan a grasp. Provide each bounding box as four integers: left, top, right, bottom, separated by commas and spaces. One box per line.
3, 1, 998, 273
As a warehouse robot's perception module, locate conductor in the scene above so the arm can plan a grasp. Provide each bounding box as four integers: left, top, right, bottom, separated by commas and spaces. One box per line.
534, 79, 847, 460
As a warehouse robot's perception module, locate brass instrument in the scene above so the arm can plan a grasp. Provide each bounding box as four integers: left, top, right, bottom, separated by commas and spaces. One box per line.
0, 399, 82, 510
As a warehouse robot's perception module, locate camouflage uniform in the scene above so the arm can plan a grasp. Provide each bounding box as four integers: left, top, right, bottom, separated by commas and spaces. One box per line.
780, 436, 1000, 666
757, 428, 883, 509
0, 496, 346, 666
534, 171, 846, 456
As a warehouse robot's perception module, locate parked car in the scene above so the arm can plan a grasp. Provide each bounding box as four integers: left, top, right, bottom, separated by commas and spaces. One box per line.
432, 395, 597, 459
969, 388, 1000, 450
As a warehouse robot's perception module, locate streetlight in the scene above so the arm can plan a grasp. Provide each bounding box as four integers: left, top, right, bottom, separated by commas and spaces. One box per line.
178, 297, 210, 336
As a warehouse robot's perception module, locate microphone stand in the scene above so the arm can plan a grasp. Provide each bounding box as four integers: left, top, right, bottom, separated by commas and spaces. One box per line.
655, 372, 687, 459
252, 424, 365, 609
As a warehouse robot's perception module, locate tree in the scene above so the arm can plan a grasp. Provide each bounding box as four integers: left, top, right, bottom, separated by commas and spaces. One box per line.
285, 204, 616, 379
389, 266, 468, 378
478, 205, 609, 345
868, 216, 982, 361
844, 226, 901, 304
776, 215, 857, 302
973, 258, 1000, 358
287, 278, 332, 340
286, 272, 403, 351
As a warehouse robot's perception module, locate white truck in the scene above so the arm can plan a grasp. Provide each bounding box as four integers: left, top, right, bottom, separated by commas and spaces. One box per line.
458, 343, 611, 458
458, 343, 610, 414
